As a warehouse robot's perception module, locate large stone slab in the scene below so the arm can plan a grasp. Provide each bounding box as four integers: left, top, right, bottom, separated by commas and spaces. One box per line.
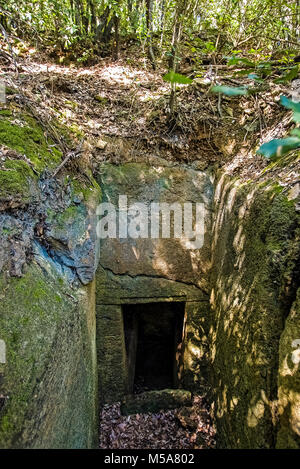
97, 304, 128, 404
121, 389, 192, 415
96, 162, 213, 294
95, 162, 212, 405
96, 265, 208, 304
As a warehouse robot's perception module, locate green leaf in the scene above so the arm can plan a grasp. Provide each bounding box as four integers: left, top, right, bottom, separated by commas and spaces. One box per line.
163, 72, 193, 85
257, 136, 300, 158
284, 65, 299, 81
211, 85, 248, 96
238, 58, 256, 67
280, 95, 300, 122
248, 73, 259, 80
257, 62, 272, 69
248, 73, 264, 83
275, 66, 299, 84
227, 56, 240, 66
227, 56, 255, 67
234, 68, 255, 76
290, 128, 300, 138
294, 113, 300, 123
280, 95, 300, 112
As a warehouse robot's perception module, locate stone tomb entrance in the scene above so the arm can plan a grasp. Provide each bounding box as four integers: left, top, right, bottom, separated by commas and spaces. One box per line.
123, 302, 185, 393
96, 295, 210, 405
96, 161, 213, 405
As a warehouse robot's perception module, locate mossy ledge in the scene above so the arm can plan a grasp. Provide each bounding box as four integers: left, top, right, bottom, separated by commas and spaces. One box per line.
0, 160, 38, 205
0, 108, 61, 206
0, 110, 62, 172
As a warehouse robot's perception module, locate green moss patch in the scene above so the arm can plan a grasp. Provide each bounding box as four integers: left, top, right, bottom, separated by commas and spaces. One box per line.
70, 175, 101, 203
0, 160, 37, 203
209, 176, 300, 448
0, 114, 62, 172
0, 265, 98, 448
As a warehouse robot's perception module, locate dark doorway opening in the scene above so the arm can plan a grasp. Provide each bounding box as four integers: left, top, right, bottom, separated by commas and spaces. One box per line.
123, 302, 185, 393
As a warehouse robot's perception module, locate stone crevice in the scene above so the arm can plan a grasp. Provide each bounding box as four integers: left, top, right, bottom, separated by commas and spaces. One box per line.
98, 263, 209, 294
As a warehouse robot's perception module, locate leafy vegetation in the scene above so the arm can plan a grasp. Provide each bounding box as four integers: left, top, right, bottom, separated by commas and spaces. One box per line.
1, 0, 299, 65
0, 0, 299, 162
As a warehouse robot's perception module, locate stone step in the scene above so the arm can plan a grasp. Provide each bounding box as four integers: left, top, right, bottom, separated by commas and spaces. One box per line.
120, 389, 192, 415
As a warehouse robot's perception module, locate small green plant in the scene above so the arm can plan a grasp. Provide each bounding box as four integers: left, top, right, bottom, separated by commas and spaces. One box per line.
227, 55, 299, 83
280, 96, 300, 122
210, 83, 300, 160
163, 71, 193, 115
257, 96, 300, 159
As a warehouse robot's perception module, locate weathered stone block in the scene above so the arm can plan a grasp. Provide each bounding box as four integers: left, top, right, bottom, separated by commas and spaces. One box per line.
209, 175, 300, 449
121, 389, 192, 415
0, 264, 98, 448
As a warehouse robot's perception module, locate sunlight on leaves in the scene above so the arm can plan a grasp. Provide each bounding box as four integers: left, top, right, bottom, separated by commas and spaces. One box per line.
163, 72, 193, 85
257, 137, 300, 159
280, 95, 300, 122
211, 85, 248, 96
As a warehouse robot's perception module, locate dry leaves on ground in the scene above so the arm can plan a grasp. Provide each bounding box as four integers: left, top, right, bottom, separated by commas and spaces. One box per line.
99, 395, 216, 450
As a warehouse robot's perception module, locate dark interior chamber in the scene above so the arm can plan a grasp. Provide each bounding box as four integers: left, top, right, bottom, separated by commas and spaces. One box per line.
123, 302, 185, 393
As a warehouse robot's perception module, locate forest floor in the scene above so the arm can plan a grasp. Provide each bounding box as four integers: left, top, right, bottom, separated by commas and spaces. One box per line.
1, 43, 299, 186
99, 395, 216, 449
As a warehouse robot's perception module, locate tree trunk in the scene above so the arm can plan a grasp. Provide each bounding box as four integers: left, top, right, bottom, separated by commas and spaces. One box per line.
113, 15, 120, 60
146, 0, 156, 69
89, 0, 97, 34
74, 0, 83, 34
96, 7, 113, 44
169, 19, 183, 116
160, 0, 166, 47
168, 0, 190, 116
169, 14, 183, 72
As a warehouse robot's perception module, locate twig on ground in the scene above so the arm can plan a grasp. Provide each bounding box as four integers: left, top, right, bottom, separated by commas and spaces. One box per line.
52, 142, 84, 177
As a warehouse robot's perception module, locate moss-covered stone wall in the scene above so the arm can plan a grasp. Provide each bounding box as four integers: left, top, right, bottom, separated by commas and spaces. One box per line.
209, 174, 300, 448
0, 263, 98, 448
1, 106, 298, 450
0, 108, 101, 448
182, 301, 210, 392
277, 288, 300, 448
